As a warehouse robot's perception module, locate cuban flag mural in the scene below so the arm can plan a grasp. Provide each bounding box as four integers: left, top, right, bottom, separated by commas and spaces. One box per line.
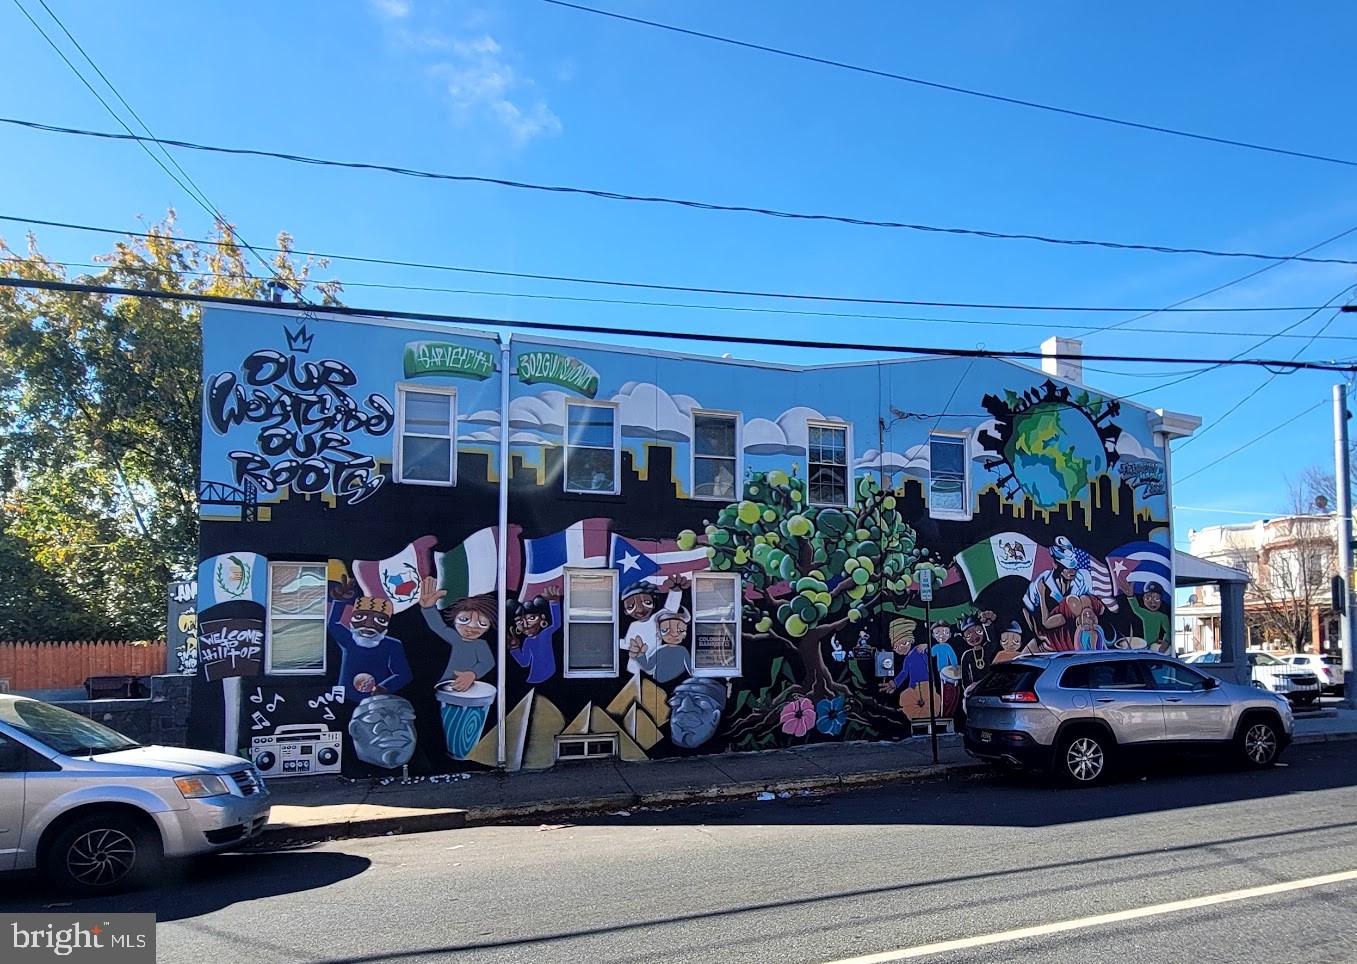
1106, 540, 1173, 595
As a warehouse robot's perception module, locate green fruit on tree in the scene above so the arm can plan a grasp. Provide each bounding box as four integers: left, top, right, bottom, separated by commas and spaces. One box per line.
737, 501, 761, 525
756, 616, 772, 632
676, 529, 698, 551
768, 469, 789, 487
848, 608, 861, 621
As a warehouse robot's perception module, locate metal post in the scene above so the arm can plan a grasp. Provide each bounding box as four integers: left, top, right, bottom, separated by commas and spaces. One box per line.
495, 342, 512, 766
925, 601, 938, 764
1334, 385, 1356, 708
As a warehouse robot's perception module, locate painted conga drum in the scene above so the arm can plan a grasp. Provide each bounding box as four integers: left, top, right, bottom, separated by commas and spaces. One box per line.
435, 680, 496, 759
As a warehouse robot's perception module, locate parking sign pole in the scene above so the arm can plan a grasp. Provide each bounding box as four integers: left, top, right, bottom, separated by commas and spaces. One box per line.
920, 568, 938, 764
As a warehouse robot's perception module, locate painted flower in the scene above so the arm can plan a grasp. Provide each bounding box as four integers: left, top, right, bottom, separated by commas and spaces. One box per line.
815, 696, 846, 736
779, 696, 817, 737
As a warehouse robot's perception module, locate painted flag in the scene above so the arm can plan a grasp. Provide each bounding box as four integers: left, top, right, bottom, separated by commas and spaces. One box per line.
353, 535, 438, 613
198, 551, 267, 609
951, 532, 1051, 598
1072, 545, 1118, 609
610, 534, 710, 590
1106, 540, 1173, 595
434, 525, 523, 606
519, 518, 612, 600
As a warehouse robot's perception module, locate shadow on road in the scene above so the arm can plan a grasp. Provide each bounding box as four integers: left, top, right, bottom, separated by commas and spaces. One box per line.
0, 848, 370, 919
499, 742, 1357, 830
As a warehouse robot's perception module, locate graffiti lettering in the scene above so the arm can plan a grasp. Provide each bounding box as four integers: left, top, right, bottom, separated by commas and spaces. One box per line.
1118, 457, 1166, 497
207, 342, 393, 504
198, 617, 264, 681
516, 350, 600, 398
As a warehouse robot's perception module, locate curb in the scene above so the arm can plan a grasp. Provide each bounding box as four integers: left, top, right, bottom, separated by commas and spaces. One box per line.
1293, 731, 1357, 746
254, 759, 983, 845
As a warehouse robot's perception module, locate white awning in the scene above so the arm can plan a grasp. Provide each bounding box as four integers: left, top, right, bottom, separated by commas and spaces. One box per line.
1174, 549, 1250, 587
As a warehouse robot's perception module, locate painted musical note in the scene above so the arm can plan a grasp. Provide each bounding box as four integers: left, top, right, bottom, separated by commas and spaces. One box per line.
321, 706, 335, 721
250, 710, 270, 730
249, 686, 264, 704
266, 693, 285, 712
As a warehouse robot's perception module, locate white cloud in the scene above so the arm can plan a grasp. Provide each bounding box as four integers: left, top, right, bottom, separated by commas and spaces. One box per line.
1115, 432, 1162, 463
614, 380, 700, 443
369, 0, 411, 19
430, 34, 561, 146
744, 406, 846, 456
860, 426, 992, 478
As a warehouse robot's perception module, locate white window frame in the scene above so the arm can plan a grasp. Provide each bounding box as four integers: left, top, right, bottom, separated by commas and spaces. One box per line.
690, 409, 742, 502
394, 383, 457, 487
806, 419, 852, 507
265, 561, 328, 676
563, 567, 620, 678
927, 430, 972, 521
691, 572, 743, 678
563, 399, 621, 495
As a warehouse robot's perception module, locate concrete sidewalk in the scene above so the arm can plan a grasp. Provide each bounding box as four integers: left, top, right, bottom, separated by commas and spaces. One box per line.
257, 707, 1357, 846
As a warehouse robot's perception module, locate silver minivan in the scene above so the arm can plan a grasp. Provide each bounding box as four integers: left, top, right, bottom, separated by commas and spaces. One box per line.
0, 695, 270, 893
964, 651, 1294, 786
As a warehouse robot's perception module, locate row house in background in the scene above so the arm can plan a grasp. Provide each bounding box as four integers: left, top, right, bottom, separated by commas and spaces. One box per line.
190, 304, 1197, 779
1177, 516, 1338, 655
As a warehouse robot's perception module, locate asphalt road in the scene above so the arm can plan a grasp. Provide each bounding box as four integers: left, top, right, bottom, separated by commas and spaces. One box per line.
4, 743, 1357, 963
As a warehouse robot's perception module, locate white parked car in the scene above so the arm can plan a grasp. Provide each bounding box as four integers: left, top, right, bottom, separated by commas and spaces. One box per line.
1182, 650, 1321, 706
1280, 653, 1345, 696
0, 694, 270, 893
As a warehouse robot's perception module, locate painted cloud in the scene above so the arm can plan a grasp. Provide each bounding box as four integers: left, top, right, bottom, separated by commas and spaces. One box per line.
1114, 432, 1162, 463
744, 406, 847, 457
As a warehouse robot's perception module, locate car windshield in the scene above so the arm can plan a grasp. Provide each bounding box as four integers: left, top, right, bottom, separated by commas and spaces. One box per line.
0, 699, 140, 755
1323, 657, 1341, 666
1249, 653, 1284, 666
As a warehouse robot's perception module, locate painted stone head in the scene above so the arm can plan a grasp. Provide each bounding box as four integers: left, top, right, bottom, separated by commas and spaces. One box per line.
668, 677, 727, 749
348, 693, 417, 769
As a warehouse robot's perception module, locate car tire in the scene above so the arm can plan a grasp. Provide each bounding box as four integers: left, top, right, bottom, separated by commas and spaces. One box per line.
45, 811, 161, 895
1054, 729, 1112, 787
1237, 717, 1283, 769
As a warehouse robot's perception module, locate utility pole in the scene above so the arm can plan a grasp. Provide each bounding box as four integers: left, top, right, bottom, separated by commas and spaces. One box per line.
1334, 384, 1356, 709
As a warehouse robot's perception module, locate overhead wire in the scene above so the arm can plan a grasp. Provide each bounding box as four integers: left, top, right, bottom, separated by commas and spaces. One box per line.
1176, 396, 1333, 484
2, 275, 1354, 373
10, 0, 307, 302
538, 0, 1357, 170
0, 214, 1344, 314
6, 114, 1357, 269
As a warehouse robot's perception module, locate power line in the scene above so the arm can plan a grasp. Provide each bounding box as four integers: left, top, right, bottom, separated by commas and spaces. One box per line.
1177, 397, 1332, 484
0, 214, 1345, 314
2, 275, 1355, 373
10, 251, 1357, 346
11, 0, 304, 301
6, 113, 1357, 269
539, 0, 1357, 171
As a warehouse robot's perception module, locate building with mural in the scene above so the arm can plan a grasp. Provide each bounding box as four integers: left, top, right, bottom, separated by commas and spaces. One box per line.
192, 304, 1194, 779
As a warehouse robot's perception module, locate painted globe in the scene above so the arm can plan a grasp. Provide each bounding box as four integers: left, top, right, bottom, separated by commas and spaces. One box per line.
1003, 401, 1105, 506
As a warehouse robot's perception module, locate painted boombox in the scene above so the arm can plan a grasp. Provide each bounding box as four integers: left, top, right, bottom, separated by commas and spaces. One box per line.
251, 724, 343, 778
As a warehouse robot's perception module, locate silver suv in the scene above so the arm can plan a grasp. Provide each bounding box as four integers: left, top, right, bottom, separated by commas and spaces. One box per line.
963, 651, 1294, 786
0, 695, 271, 893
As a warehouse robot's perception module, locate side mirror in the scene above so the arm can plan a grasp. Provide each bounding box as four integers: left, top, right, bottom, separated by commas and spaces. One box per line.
1203, 677, 1220, 690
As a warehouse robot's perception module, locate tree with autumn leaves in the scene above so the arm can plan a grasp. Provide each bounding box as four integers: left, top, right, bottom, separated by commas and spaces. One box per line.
680, 468, 946, 743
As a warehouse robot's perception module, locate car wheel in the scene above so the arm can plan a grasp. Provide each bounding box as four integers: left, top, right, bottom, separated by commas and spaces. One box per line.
45, 812, 160, 895
1238, 717, 1282, 769
1056, 730, 1111, 787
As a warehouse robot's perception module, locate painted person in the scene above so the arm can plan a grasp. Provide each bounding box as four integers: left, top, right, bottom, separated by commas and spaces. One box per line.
631, 606, 694, 683
1023, 535, 1095, 651
879, 619, 934, 720
930, 620, 962, 715
418, 576, 495, 692
619, 574, 688, 674
508, 587, 562, 685
327, 578, 413, 703
994, 621, 1024, 664
1074, 598, 1109, 651
669, 677, 727, 749
958, 615, 988, 689
1128, 583, 1171, 653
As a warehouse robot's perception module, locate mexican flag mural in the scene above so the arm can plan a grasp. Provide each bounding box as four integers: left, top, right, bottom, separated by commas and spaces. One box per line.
434, 525, 522, 605
950, 532, 1054, 597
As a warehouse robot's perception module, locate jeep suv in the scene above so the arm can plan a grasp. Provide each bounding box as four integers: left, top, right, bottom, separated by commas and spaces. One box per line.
963, 651, 1293, 786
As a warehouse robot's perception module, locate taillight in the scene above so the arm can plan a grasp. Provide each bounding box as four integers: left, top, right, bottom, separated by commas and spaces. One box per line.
1000, 690, 1040, 703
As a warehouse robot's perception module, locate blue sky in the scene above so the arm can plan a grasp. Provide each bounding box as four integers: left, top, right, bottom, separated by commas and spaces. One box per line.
3, 0, 1355, 547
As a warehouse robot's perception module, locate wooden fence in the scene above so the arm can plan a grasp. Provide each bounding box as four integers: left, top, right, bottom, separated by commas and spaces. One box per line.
0, 641, 166, 691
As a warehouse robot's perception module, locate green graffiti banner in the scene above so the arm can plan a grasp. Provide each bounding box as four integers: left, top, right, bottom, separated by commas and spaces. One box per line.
516, 350, 600, 398
403, 341, 497, 380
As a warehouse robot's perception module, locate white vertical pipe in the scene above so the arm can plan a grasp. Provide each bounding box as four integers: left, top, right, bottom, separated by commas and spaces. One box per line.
495, 341, 512, 766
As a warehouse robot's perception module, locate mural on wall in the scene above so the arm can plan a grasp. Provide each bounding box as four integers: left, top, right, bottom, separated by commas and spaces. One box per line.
195, 310, 1177, 775
196, 552, 266, 681
166, 579, 198, 675
205, 322, 395, 505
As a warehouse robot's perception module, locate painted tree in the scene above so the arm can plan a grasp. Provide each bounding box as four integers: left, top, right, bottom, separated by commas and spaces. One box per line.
680, 469, 944, 740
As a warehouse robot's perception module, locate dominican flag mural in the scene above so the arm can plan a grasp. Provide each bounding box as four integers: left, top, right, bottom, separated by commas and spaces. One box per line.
519, 518, 612, 600
354, 535, 438, 613
1107, 541, 1173, 595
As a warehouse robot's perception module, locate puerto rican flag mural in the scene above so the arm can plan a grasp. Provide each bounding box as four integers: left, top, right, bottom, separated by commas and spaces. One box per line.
518, 519, 612, 600
610, 534, 709, 590
1106, 541, 1173, 596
